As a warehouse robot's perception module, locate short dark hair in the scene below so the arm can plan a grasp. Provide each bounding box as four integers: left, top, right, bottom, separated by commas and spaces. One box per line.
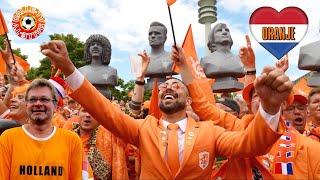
25, 79, 58, 102
150, 21, 167, 35
308, 87, 320, 103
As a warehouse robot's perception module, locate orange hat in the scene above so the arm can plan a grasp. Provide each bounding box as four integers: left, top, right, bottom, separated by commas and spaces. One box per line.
242, 82, 296, 106
242, 83, 254, 106
291, 89, 308, 105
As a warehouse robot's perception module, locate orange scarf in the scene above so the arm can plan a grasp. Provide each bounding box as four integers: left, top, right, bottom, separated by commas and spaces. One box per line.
261, 120, 297, 175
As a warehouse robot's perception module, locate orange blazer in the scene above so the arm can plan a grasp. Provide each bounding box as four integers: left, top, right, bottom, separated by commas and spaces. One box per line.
188, 79, 320, 179
70, 79, 282, 179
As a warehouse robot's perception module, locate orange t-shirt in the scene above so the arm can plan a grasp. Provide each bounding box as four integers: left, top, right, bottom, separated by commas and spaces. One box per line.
0, 126, 82, 180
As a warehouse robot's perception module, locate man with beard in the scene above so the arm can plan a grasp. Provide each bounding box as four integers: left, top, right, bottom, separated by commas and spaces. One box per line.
0, 79, 82, 180
282, 92, 308, 134
41, 40, 287, 179
68, 107, 128, 180
305, 87, 320, 141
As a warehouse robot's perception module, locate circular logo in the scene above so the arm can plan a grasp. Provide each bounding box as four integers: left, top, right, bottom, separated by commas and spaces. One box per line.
12, 6, 45, 40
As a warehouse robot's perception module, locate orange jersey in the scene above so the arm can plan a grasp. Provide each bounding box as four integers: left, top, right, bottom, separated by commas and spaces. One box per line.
0, 126, 82, 180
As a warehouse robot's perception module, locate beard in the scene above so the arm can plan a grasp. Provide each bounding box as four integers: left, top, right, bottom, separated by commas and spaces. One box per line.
159, 100, 186, 115
28, 107, 52, 125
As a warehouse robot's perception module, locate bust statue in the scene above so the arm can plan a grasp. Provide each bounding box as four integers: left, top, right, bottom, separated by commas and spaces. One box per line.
201, 23, 245, 92
79, 34, 117, 98
145, 21, 176, 89
298, 40, 320, 86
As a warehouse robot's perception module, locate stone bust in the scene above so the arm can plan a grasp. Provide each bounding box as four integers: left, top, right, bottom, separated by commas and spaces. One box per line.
298, 40, 320, 86
145, 21, 174, 78
79, 34, 117, 98
201, 23, 245, 92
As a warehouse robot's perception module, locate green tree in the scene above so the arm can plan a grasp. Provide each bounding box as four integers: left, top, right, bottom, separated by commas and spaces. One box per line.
110, 78, 135, 102
26, 34, 85, 79
110, 79, 152, 102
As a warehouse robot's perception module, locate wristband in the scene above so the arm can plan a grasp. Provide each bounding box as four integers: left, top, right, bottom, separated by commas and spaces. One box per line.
135, 80, 145, 86
246, 70, 256, 75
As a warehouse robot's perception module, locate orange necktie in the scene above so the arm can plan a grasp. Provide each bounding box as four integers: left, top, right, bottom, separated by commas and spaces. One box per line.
167, 123, 180, 175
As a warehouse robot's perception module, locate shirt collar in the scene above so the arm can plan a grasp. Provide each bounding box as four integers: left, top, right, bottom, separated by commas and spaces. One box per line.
162, 118, 187, 133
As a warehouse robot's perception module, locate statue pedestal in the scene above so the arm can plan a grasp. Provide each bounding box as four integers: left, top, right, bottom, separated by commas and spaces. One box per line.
95, 85, 113, 99
307, 71, 320, 87
212, 77, 243, 93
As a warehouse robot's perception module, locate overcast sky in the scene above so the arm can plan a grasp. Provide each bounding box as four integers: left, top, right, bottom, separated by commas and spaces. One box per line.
1, 0, 320, 81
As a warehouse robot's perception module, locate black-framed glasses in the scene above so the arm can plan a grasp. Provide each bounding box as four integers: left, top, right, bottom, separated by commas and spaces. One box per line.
27, 97, 55, 104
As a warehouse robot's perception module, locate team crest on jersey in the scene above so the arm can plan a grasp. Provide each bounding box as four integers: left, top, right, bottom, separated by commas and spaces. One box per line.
199, 151, 209, 169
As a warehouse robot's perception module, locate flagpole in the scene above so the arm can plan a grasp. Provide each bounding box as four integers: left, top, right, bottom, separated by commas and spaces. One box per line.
4, 33, 16, 64
167, 5, 176, 47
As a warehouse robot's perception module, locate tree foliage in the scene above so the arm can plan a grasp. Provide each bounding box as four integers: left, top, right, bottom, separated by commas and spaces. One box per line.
26, 34, 86, 79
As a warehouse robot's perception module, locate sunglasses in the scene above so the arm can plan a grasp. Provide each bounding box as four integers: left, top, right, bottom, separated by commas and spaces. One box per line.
158, 82, 181, 92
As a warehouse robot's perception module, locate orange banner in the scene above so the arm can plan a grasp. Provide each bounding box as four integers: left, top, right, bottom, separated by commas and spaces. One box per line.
0, 54, 30, 74
149, 79, 162, 119
0, 10, 8, 35
167, 0, 176, 6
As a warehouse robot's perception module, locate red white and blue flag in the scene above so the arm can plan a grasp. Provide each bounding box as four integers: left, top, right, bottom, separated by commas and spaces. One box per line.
249, 7, 308, 59
274, 162, 293, 175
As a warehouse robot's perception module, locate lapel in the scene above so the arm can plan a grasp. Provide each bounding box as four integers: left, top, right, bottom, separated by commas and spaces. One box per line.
179, 117, 200, 171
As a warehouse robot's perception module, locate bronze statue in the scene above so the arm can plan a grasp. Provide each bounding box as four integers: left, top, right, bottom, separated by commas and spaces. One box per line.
145, 21, 175, 89
79, 34, 117, 98
298, 40, 320, 86
201, 23, 245, 92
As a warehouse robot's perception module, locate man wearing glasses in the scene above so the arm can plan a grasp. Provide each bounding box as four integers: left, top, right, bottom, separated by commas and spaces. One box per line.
0, 79, 82, 180
40, 40, 292, 179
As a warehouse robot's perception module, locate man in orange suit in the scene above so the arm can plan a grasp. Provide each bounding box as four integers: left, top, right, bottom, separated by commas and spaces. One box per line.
41, 40, 292, 179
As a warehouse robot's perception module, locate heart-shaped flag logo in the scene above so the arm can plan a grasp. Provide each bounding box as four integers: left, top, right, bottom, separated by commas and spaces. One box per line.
249, 7, 308, 59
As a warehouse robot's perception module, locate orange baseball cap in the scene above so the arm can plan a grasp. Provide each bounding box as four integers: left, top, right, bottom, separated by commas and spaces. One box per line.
242, 83, 254, 106
242, 82, 296, 106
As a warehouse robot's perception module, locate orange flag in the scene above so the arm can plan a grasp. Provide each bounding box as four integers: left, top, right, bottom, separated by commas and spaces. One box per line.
167, 0, 176, 6
0, 54, 30, 74
0, 53, 5, 74
149, 79, 162, 119
293, 77, 312, 96
14, 54, 30, 72
175, 24, 216, 104
0, 10, 8, 35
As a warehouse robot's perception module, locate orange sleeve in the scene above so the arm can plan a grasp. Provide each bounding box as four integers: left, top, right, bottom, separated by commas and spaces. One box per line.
69, 132, 83, 180
187, 79, 242, 131
0, 131, 11, 180
214, 111, 283, 158
70, 79, 141, 146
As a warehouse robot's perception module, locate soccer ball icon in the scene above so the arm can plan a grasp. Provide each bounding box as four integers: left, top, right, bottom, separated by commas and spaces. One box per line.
21, 15, 36, 30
